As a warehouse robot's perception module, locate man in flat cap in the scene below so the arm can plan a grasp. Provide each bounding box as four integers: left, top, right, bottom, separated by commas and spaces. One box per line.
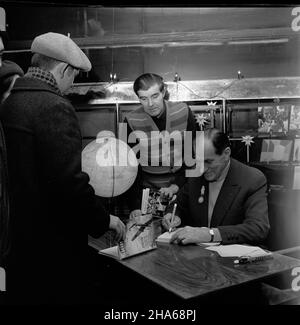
0, 32, 125, 304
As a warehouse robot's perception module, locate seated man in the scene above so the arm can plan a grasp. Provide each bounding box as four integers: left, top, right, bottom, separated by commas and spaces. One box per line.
162, 128, 270, 246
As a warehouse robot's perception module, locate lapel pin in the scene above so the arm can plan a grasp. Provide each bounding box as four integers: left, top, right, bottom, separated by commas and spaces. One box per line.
198, 185, 205, 204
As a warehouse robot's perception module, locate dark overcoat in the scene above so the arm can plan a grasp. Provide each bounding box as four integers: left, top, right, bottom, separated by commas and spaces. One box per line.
0, 77, 109, 304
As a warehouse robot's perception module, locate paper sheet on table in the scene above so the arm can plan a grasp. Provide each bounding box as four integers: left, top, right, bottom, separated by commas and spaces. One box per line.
156, 231, 175, 243
156, 232, 221, 246
99, 246, 120, 259
205, 244, 270, 257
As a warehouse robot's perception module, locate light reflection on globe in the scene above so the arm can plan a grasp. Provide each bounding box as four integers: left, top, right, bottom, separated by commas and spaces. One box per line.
82, 131, 138, 197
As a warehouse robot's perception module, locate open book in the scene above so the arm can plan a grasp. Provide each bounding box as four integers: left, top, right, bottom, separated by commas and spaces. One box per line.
99, 214, 157, 260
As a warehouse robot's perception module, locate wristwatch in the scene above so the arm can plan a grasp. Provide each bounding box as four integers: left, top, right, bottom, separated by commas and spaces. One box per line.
209, 228, 215, 242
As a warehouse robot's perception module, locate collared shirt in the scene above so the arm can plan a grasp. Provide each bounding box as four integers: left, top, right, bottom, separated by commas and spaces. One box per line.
208, 160, 231, 227
25, 67, 61, 95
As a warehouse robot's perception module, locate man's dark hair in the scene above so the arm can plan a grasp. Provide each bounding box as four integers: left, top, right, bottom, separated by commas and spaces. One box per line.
133, 73, 166, 96
205, 128, 231, 155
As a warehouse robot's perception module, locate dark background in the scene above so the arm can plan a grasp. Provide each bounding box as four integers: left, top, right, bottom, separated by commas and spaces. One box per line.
1, 5, 300, 82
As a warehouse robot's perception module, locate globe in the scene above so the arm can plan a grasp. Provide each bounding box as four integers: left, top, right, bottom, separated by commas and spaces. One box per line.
82, 131, 138, 197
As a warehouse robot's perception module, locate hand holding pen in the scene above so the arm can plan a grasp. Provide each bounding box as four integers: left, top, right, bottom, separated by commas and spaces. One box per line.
169, 203, 177, 232
162, 203, 181, 232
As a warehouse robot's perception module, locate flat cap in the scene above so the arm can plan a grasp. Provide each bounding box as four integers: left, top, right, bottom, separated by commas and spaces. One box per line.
0, 60, 24, 82
31, 32, 91, 72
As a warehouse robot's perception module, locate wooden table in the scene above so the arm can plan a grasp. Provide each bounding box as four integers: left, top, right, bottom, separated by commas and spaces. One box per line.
88, 233, 300, 302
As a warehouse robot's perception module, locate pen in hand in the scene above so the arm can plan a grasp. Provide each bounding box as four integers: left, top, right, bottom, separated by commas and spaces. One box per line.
169, 203, 177, 233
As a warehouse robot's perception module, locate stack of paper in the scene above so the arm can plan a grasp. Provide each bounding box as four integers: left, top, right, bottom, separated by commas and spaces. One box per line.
205, 244, 271, 257
156, 231, 175, 243
156, 232, 220, 246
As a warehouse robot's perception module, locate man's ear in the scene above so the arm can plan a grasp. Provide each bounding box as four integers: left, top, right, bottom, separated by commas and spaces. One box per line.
55, 62, 69, 79
161, 84, 167, 98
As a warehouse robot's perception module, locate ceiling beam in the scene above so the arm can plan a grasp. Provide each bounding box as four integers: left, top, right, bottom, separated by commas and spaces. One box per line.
6, 27, 298, 52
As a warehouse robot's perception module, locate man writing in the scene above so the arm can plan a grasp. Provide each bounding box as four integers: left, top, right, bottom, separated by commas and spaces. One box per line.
162, 128, 270, 245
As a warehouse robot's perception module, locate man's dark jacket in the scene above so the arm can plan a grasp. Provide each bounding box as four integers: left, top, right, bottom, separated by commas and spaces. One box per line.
175, 158, 270, 245
0, 77, 110, 304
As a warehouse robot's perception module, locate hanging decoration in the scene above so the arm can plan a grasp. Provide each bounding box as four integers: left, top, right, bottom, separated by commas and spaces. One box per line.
196, 114, 209, 131
206, 101, 217, 128
241, 135, 254, 163
207, 101, 217, 107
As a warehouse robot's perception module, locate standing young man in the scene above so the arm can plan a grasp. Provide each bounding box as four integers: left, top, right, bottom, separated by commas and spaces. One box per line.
125, 73, 199, 218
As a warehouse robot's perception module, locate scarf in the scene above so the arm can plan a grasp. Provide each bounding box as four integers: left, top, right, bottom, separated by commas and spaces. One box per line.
25, 67, 61, 95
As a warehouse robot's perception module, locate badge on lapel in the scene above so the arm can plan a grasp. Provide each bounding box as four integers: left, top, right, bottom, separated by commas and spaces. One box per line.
198, 185, 205, 204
